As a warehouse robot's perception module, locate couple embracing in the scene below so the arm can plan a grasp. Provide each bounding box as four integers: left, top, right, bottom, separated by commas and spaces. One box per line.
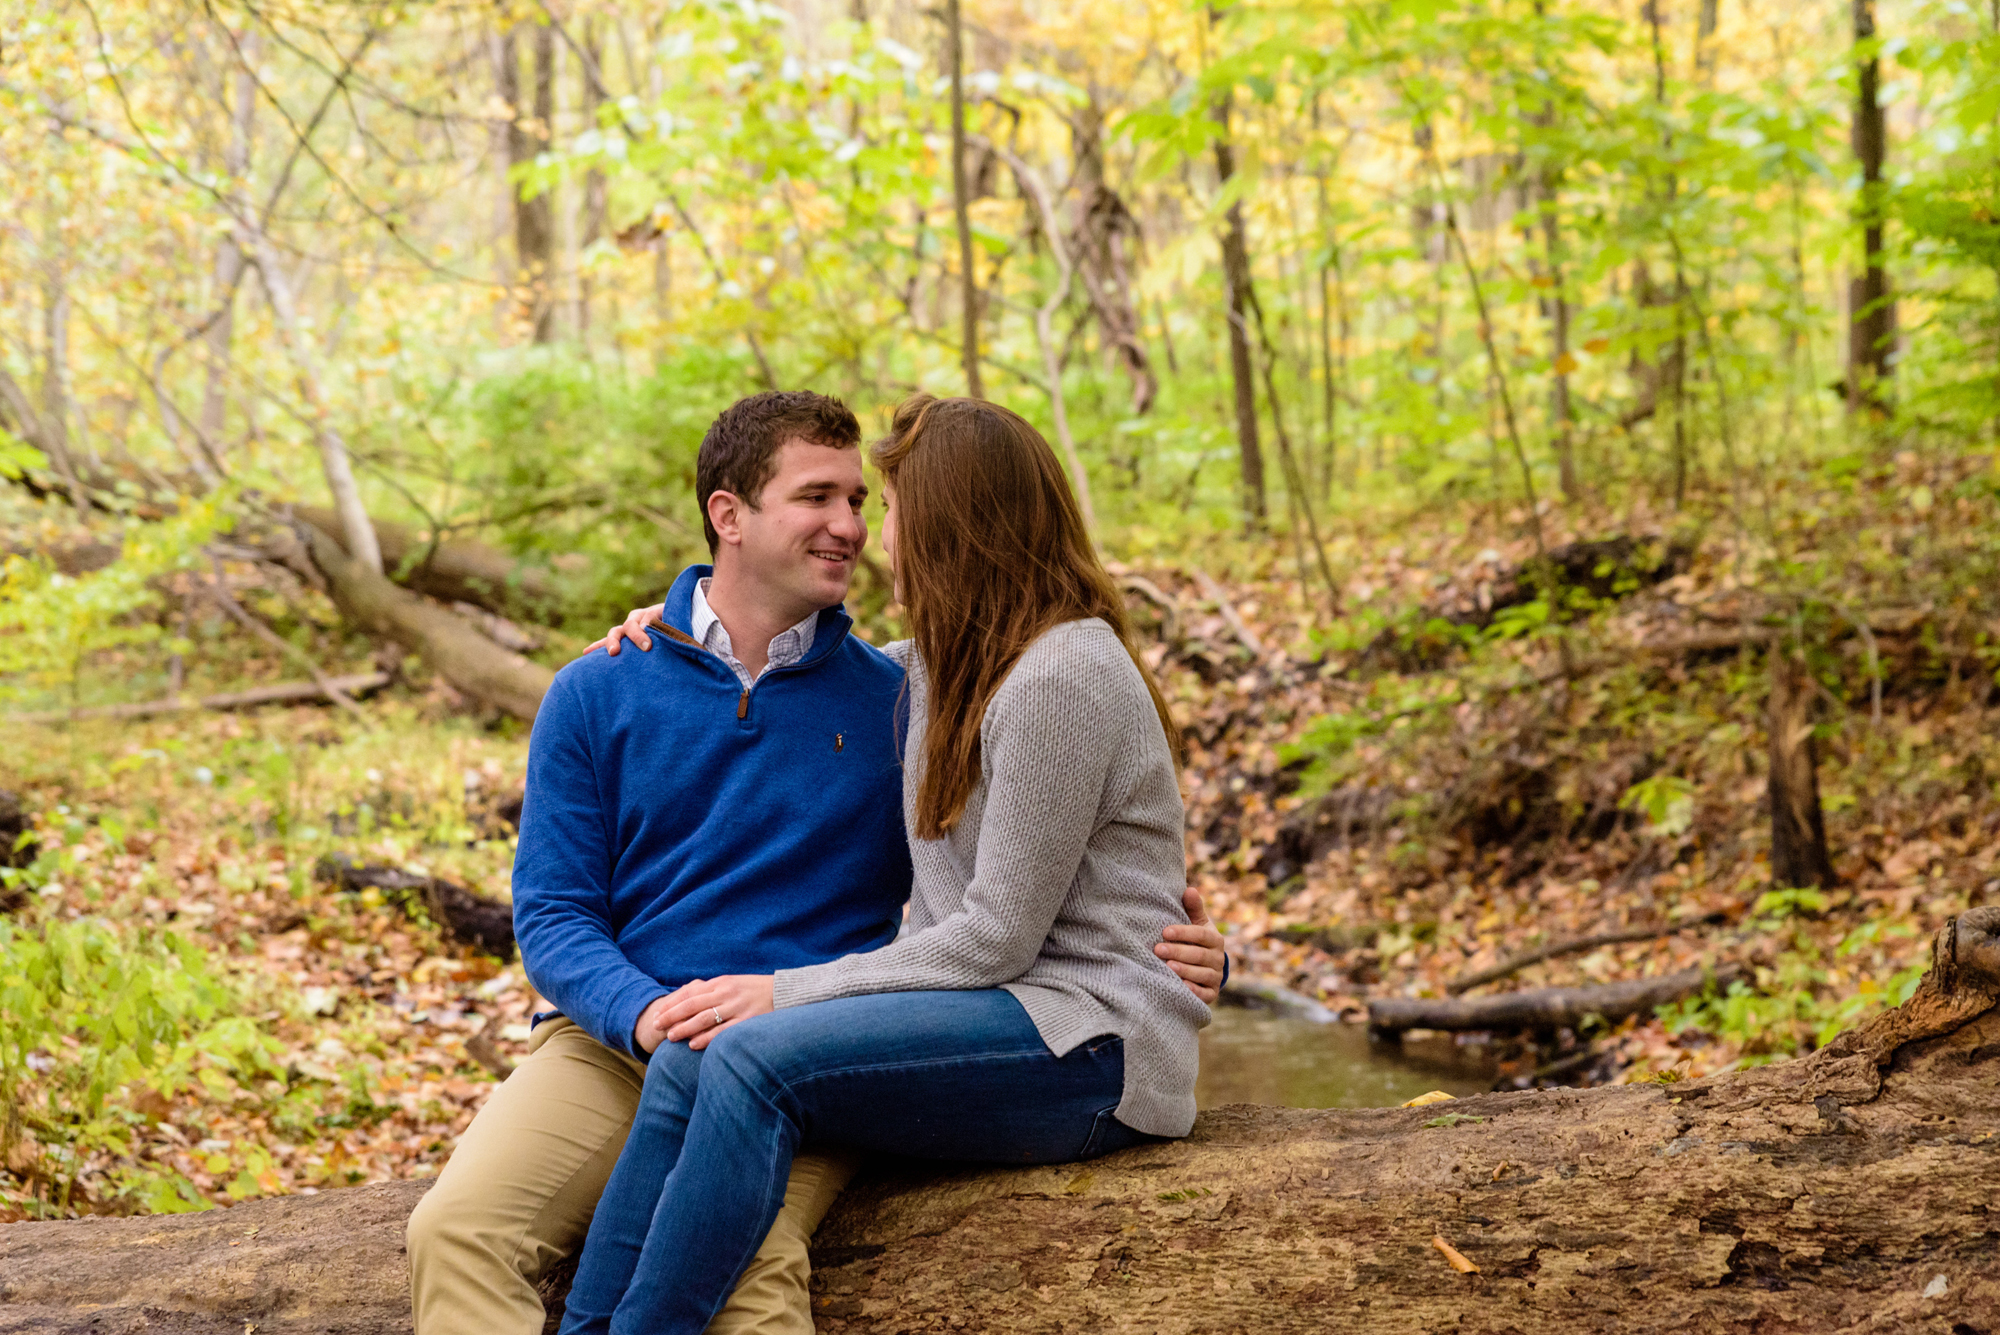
408, 391, 1227, 1334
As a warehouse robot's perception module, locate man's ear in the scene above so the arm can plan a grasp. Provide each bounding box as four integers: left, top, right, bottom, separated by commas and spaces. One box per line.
707, 489, 745, 548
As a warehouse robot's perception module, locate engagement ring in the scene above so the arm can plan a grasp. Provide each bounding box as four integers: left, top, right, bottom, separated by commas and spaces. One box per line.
712, 1007, 724, 1027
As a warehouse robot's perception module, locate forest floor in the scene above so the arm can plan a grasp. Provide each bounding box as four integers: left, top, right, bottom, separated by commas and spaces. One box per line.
2, 450, 1998, 1221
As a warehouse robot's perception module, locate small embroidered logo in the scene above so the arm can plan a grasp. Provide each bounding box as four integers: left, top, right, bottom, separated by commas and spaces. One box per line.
835, 733, 844, 752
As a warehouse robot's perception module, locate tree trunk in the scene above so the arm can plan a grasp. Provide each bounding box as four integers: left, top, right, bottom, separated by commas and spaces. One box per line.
35, 231, 89, 521
503, 23, 557, 345
946, 0, 983, 399
1069, 95, 1157, 416
298, 523, 552, 721
987, 141, 1098, 530
579, 19, 608, 343
199, 43, 256, 445
1524, 5, 1578, 504
241, 226, 383, 575
1210, 91, 1267, 527
1539, 174, 1578, 501
291, 505, 559, 622
1767, 649, 1837, 891
1847, 0, 1894, 411
3, 910, 1996, 1334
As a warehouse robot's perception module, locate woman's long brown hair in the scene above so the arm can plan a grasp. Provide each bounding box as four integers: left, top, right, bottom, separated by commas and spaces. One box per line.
874, 394, 1181, 838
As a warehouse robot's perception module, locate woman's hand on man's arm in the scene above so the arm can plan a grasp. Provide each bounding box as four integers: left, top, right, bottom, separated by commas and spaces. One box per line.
640, 975, 778, 1051
1156, 887, 1229, 1005
593, 604, 667, 656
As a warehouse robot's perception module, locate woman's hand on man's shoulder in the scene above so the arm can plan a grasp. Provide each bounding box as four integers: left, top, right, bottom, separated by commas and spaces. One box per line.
591, 604, 667, 657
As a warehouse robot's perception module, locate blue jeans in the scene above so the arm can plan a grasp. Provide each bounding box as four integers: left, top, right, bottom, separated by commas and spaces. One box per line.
558, 989, 1148, 1335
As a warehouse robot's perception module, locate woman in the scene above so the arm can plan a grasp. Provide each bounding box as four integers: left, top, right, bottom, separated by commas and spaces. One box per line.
558, 395, 1209, 1335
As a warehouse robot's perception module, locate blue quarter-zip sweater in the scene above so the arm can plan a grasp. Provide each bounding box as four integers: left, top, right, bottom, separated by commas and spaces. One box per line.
512, 566, 912, 1059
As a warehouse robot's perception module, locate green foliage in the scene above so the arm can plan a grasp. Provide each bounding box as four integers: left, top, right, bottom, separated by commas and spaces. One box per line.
1657, 944, 1927, 1065
1753, 886, 1831, 919
0, 429, 47, 480
0, 493, 231, 706
1619, 773, 1697, 838
1279, 675, 1463, 798
0, 906, 278, 1214
1421, 1112, 1489, 1128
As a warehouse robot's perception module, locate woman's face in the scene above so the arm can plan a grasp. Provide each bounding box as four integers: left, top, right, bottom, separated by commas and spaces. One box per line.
880, 483, 904, 605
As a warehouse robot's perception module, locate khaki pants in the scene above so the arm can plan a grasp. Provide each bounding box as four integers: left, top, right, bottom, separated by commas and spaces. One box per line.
408, 1017, 858, 1335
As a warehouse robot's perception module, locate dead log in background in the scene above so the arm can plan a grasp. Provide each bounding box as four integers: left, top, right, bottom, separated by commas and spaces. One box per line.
294, 505, 559, 623
302, 524, 552, 722
1367, 962, 1745, 1036
315, 853, 515, 958
2, 909, 1995, 1334
1768, 648, 1837, 890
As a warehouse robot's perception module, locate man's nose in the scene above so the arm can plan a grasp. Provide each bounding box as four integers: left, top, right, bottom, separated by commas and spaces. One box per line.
828, 505, 866, 545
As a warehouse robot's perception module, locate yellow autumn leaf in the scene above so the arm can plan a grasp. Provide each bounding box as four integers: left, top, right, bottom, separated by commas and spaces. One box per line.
1402, 1090, 1456, 1107
1553, 351, 1580, 374
1432, 1235, 1480, 1274
1583, 336, 1611, 354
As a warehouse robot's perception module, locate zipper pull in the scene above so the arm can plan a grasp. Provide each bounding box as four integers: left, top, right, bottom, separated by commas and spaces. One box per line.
737, 689, 749, 720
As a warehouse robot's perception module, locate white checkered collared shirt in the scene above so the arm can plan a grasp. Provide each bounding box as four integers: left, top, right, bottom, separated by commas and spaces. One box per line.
690, 578, 819, 690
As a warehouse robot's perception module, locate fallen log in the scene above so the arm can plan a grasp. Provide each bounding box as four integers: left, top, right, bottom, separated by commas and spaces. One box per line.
302, 524, 552, 722
295, 505, 558, 623
1219, 974, 1338, 1023
4, 672, 391, 725
315, 852, 516, 958
2, 911, 1996, 1334
1366, 962, 1746, 1036
1190, 566, 1267, 660
1444, 913, 1727, 995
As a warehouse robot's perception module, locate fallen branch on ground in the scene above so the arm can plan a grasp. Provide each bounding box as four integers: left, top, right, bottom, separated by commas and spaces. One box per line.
199, 561, 369, 724
315, 853, 515, 958
5, 673, 391, 725
1368, 962, 1746, 1035
1445, 913, 1728, 995
1190, 567, 1267, 659
2, 912, 1994, 1333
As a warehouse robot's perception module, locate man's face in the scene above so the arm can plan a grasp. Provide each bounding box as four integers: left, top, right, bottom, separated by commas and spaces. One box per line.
712, 439, 868, 615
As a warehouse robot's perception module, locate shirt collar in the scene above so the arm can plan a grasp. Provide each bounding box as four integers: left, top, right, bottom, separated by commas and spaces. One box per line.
691, 578, 820, 669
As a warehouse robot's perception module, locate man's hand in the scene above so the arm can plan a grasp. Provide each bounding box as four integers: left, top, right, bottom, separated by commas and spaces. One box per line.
593, 604, 667, 657
1156, 887, 1229, 1005
653, 975, 777, 1051
632, 993, 677, 1055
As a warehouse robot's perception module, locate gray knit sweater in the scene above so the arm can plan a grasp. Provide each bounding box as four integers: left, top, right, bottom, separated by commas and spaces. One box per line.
770, 618, 1208, 1137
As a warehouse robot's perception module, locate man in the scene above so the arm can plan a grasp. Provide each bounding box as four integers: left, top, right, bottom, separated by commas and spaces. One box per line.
406, 392, 1227, 1335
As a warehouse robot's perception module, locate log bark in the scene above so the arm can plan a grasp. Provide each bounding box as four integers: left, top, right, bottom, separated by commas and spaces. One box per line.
3, 910, 1996, 1335
1367, 962, 1746, 1036
301, 524, 553, 722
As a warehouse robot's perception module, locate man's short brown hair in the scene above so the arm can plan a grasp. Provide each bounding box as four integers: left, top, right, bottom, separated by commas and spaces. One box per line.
695, 391, 862, 553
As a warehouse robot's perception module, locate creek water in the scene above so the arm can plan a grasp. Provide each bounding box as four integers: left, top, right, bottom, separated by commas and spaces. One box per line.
1196, 1003, 1494, 1109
